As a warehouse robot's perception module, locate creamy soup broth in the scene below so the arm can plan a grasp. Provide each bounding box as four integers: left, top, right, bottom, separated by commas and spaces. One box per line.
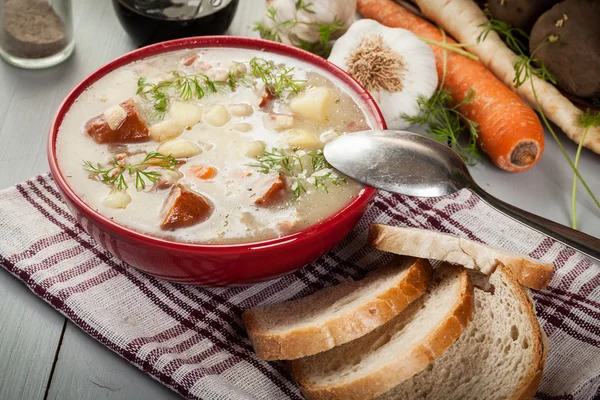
56, 48, 374, 244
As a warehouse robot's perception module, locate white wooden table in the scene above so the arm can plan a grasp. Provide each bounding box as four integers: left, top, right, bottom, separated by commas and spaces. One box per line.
0, 1, 598, 399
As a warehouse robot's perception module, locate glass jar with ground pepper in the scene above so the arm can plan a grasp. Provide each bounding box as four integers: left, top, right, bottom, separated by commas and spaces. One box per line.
0, 0, 74, 69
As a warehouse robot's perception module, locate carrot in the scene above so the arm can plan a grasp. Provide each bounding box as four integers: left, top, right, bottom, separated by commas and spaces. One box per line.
412, 0, 600, 154
357, 0, 545, 172
255, 175, 285, 205
191, 166, 217, 179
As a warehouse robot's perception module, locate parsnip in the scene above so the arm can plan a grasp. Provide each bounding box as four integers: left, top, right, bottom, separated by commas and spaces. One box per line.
413, 0, 600, 154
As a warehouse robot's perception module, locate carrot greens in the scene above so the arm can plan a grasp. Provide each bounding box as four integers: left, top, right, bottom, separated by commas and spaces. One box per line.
479, 16, 600, 227
404, 28, 480, 165
572, 111, 600, 228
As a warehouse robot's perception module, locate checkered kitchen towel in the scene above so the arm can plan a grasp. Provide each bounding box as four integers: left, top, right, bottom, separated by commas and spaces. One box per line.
0, 173, 599, 399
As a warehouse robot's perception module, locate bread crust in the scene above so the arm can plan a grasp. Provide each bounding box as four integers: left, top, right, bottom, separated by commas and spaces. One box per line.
498, 266, 547, 400
243, 258, 433, 360
369, 224, 553, 290
291, 265, 474, 400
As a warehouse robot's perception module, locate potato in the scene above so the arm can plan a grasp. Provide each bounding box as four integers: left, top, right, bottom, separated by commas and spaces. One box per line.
232, 123, 253, 132
530, 0, 600, 97
103, 104, 127, 130
205, 105, 231, 127
158, 138, 203, 158
169, 101, 203, 128
156, 170, 183, 189
229, 103, 254, 117
274, 114, 294, 131
488, 0, 559, 32
281, 129, 322, 150
319, 130, 339, 143
149, 119, 183, 142
289, 86, 335, 123
245, 140, 266, 158
103, 190, 132, 209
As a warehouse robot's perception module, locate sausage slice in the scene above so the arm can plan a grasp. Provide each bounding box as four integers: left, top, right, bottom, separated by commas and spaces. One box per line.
85, 98, 149, 144
160, 186, 212, 230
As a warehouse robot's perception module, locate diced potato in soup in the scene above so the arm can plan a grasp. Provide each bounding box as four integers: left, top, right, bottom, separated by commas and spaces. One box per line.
56, 48, 375, 244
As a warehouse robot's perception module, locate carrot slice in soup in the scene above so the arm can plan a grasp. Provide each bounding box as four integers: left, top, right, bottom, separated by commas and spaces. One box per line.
255, 174, 286, 206
191, 166, 218, 180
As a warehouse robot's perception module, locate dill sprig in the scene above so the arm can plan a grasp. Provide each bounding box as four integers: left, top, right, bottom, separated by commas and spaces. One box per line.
83, 152, 177, 191
247, 148, 345, 199
137, 73, 223, 121
478, 16, 600, 227
254, 2, 346, 57
404, 89, 479, 165
137, 58, 305, 121
249, 58, 306, 97
404, 28, 480, 164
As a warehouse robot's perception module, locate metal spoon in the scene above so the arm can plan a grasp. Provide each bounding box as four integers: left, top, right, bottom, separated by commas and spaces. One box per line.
324, 130, 600, 262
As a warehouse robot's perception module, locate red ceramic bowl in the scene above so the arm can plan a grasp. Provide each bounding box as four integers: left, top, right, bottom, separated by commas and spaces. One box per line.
48, 36, 385, 285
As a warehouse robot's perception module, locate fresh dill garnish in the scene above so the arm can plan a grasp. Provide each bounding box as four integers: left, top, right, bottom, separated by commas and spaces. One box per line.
404, 28, 480, 164
403, 89, 480, 165
249, 57, 306, 97
137, 59, 304, 121
253, 3, 346, 57
478, 16, 600, 227
136, 73, 224, 122
247, 148, 345, 199
83, 152, 177, 191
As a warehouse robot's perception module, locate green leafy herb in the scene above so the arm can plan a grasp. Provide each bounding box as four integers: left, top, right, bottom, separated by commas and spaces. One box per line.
253, 3, 346, 57
418, 37, 479, 61
404, 28, 480, 164
137, 58, 304, 121
247, 148, 345, 199
249, 57, 306, 97
403, 88, 480, 165
572, 110, 600, 228
83, 152, 177, 191
137, 72, 223, 121
477, 17, 528, 55
479, 16, 600, 228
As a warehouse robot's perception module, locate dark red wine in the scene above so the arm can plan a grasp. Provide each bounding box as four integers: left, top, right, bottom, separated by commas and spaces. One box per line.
112, 0, 239, 47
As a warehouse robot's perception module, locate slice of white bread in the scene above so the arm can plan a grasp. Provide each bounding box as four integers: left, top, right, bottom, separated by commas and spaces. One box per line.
378, 264, 547, 400
369, 224, 554, 290
243, 256, 433, 360
289, 264, 474, 400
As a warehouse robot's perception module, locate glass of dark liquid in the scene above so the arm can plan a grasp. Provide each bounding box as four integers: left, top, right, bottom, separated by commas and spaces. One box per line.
112, 0, 239, 47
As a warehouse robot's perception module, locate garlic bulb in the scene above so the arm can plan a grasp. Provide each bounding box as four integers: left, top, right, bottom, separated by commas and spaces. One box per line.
258, 0, 356, 55
328, 19, 438, 129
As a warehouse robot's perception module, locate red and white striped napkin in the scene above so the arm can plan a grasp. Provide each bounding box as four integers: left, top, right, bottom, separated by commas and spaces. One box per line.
1, 173, 599, 399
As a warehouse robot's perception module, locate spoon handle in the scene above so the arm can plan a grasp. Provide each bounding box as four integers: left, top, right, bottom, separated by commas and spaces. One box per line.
469, 184, 600, 263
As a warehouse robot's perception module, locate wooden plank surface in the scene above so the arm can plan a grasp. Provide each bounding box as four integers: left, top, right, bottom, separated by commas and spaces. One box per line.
46, 324, 181, 400
0, 270, 65, 400
0, 0, 597, 400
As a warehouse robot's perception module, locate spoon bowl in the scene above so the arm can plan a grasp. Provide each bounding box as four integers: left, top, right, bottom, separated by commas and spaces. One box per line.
324, 130, 470, 197
324, 130, 600, 262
